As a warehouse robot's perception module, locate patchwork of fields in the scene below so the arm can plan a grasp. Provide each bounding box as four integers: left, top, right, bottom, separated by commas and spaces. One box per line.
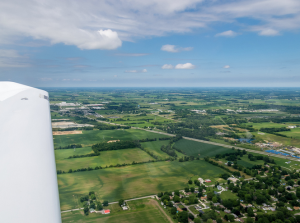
57, 159, 229, 210
53, 129, 167, 147
55, 148, 154, 171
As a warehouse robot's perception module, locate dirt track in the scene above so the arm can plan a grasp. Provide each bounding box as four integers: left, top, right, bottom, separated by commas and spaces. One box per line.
53, 130, 82, 135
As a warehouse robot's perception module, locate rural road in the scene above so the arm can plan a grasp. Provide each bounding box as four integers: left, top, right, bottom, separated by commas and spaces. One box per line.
61, 195, 156, 213
95, 118, 300, 162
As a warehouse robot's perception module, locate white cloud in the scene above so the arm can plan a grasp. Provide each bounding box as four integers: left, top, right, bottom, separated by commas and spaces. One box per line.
161, 45, 193, 53
0, 49, 30, 67
0, 0, 299, 50
223, 65, 230, 69
215, 30, 237, 37
125, 69, 147, 73
162, 64, 174, 69
175, 63, 195, 69
258, 28, 280, 36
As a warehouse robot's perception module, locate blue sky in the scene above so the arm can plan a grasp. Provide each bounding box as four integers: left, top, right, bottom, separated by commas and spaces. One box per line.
0, 0, 300, 87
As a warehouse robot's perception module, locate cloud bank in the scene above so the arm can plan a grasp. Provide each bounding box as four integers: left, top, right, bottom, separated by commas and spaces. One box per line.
0, 0, 300, 49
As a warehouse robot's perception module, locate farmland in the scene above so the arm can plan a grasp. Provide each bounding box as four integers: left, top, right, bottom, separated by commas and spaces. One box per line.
57, 159, 230, 210
55, 148, 154, 171
53, 129, 166, 148
174, 139, 234, 157
61, 198, 170, 223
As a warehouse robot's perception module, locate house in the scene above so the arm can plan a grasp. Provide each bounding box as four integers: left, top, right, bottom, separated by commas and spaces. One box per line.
177, 207, 183, 212
224, 209, 231, 213
269, 207, 276, 212
287, 207, 293, 211
219, 205, 225, 209
240, 204, 246, 208
104, 209, 110, 214
122, 206, 128, 210
217, 185, 222, 190
198, 178, 204, 184
294, 207, 300, 210
201, 196, 207, 200
232, 214, 238, 218
239, 218, 245, 223
205, 179, 211, 183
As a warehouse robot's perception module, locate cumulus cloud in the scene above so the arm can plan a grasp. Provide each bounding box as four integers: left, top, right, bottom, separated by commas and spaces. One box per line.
162, 64, 174, 69
215, 30, 237, 37
258, 28, 280, 36
223, 65, 230, 69
0, 0, 299, 50
161, 45, 193, 53
125, 69, 147, 73
175, 63, 195, 69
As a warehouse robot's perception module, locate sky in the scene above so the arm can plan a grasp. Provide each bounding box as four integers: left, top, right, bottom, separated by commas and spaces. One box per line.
0, 0, 300, 87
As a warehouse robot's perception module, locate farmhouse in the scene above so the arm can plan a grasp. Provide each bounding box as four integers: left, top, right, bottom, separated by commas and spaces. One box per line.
104, 209, 110, 214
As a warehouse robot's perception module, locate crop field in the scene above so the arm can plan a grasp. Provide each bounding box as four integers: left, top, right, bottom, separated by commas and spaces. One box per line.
55, 147, 93, 160
108, 114, 174, 128
245, 122, 287, 129
61, 198, 170, 223
174, 139, 233, 157
55, 148, 154, 171
57, 160, 230, 210
278, 128, 300, 140
53, 129, 166, 147
141, 140, 184, 159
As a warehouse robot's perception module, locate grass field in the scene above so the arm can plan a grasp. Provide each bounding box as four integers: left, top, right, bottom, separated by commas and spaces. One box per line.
61, 198, 171, 223
219, 191, 238, 200
57, 160, 230, 210
174, 139, 234, 157
244, 122, 287, 129
55, 148, 154, 171
141, 140, 184, 159
252, 132, 300, 147
278, 128, 300, 140
53, 129, 166, 147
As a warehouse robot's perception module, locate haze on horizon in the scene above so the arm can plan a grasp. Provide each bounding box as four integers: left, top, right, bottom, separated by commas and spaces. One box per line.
0, 0, 300, 87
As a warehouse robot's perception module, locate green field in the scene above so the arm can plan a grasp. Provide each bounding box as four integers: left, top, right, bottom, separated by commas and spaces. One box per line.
174, 139, 233, 157
53, 129, 166, 147
278, 128, 300, 140
252, 132, 300, 147
244, 122, 287, 129
141, 140, 185, 159
57, 160, 230, 210
55, 147, 93, 160
61, 198, 170, 223
219, 191, 239, 200
55, 148, 154, 171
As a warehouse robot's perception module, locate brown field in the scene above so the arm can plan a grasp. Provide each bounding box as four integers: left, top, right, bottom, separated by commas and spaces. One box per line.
53, 130, 83, 135
107, 140, 120, 143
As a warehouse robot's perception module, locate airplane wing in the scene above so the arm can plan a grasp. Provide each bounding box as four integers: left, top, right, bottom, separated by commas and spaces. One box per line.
0, 82, 61, 222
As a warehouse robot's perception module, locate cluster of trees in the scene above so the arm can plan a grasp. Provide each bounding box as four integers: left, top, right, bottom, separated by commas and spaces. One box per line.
80, 191, 108, 216
179, 156, 198, 162
67, 152, 100, 159
260, 127, 290, 133
157, 190, 197, 223
92, 140, 138, 152
247, 154, 276, 164
95, 123, 130, 130
204, 157, 242, 177
160, 145, 177, 157
54, 144, 82, 150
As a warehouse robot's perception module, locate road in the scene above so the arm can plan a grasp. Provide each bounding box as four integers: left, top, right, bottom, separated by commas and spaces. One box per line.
180, 202, 197, 218
61, 195, 156, 213
94, 119, 300, 162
